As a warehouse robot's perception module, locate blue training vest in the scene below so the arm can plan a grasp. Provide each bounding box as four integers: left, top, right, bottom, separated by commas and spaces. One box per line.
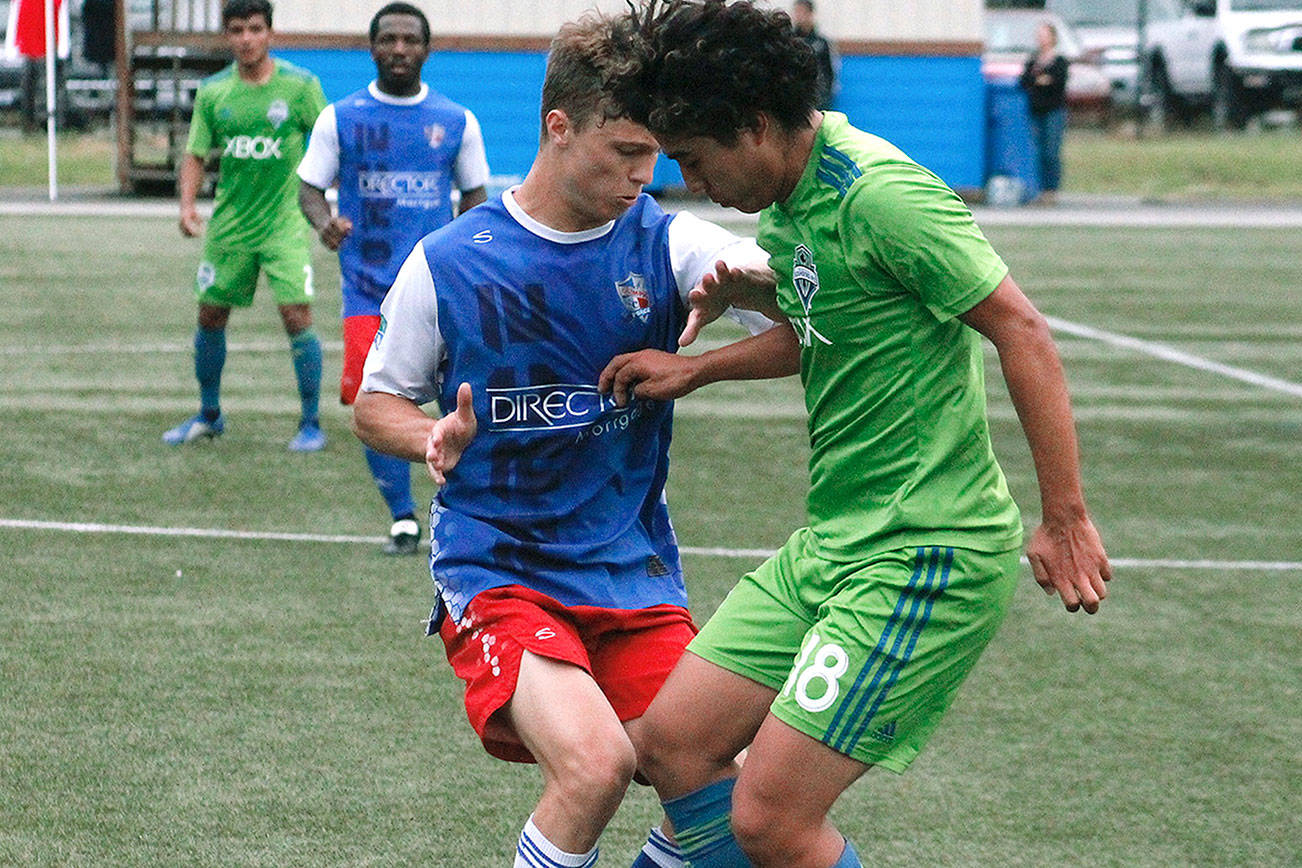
334, 86, 469, 317
424, 194, 689, 621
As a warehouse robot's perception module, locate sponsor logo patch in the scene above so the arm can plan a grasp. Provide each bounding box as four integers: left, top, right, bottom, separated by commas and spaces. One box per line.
222, 135, 284, 160
358, 170, 445, 200
487, 384, 631, 432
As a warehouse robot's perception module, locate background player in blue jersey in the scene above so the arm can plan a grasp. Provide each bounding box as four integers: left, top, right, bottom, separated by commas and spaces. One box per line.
297, 2, 490, 555
351, 13, 799, 867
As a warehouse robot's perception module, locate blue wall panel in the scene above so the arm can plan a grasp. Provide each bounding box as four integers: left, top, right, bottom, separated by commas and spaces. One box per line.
836, 54, 986, 190
277, 48, 986, 194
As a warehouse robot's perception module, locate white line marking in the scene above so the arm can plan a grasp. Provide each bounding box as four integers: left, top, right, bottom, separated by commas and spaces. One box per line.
1047, 316, 1302, 398
2, 519, 1298, 572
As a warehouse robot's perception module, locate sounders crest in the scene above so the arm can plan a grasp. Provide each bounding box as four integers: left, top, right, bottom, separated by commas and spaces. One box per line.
266, 98, 289, 129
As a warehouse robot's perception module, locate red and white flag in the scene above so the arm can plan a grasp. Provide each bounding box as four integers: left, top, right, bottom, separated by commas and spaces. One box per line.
3, 0, 70, 60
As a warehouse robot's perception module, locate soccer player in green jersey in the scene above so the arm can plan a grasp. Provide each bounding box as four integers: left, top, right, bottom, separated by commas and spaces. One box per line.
163, 0, 329, 451
599, 2, 1113, 866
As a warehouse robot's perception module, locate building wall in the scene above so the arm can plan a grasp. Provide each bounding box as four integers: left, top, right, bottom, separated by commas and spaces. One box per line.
235, 0, 989, 192
277, 46, 988, 193
268, 0, 982, 42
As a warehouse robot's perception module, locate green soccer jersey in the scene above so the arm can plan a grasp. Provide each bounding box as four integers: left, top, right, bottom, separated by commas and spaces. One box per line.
186, 59, 327, 250
758, 112, 1023, 558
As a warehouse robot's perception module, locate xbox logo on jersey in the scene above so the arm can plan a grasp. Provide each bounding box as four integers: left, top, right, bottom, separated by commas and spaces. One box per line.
222, 135, 284, 160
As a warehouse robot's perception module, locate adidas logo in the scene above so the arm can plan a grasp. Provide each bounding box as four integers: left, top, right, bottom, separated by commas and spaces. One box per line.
867, 721, 897, 743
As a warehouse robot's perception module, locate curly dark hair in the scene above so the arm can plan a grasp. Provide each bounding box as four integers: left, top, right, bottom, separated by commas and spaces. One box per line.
612, 0, 819, 144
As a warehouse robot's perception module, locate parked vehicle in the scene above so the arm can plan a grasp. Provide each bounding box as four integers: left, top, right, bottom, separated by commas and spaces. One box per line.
1142, 0, 1302, 130
1046, 0, 1143, 108
984, 8, 1115, 124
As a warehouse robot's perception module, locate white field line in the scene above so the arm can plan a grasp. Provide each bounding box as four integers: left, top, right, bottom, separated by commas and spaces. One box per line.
1046, 316, 1302, 399
10, 317, 1299, 401
0, 518, 1298, 572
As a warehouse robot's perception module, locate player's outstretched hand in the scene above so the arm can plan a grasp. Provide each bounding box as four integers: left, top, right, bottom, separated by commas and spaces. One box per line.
679, 260, 781, 347
599, 349, 701, 407
179, 208, 204, 238
319, 216, 354, 251
1026, 515, 1112, 614
425, 382, 477, 486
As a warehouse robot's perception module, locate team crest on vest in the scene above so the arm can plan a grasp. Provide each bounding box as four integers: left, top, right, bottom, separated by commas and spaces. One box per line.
425, 123, 446, 148
792, 244, 831, 346
615, 273, 651, 322
266, 98, 289, 129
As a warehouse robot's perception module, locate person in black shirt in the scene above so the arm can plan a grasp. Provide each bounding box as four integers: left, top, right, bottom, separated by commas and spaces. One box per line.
793, 0, 838, 110
1019, 21, 1069, 205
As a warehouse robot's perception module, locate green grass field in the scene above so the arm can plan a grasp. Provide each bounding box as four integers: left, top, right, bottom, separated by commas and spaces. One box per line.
1, 212, 1299, 866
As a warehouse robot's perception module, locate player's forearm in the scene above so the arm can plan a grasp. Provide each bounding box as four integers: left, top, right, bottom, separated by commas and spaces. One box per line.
689, 321, 801, 388
996, 317, 1090, 524
177, 154, 205, 213
298, 181, 333, 233
351, 390, 436, 464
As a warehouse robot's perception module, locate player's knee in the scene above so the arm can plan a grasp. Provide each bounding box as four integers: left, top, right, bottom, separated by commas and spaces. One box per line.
730, 779, 801, 863
631, 710, 731, 787
550, 737, 638, 809
628, 713, 683, 780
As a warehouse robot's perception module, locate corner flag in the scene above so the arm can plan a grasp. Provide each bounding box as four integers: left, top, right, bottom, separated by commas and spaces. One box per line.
4, 0, 70, 201
3, 0, 70, 60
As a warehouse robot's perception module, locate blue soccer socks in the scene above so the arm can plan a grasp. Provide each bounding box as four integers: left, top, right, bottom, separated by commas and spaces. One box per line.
365, 446, 416, 520
631, 826, 685, 867
289, 328, 322, 428
194, 326, 226, 418
515, 816, 598, 868
661, 777, 750, 867
831, 838, 862, 868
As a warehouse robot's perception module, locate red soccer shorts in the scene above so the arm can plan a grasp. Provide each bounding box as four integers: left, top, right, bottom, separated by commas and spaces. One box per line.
438, 585, 697, 763
340, 314, 382, 405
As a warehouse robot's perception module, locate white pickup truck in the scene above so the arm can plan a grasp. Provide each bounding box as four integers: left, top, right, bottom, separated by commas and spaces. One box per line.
1142, 0, 1302, 129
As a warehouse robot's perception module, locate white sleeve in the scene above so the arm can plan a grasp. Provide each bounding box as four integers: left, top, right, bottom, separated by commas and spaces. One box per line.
453, 110, 491, 192
296, 103, 340, 189
359, 245, 447, 405
666, 211, 777, 335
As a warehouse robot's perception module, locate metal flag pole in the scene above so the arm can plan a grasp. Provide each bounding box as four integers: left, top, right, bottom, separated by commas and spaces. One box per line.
43, 0, 58, 201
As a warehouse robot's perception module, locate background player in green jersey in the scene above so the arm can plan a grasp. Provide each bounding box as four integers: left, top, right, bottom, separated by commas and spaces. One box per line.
163, 0, 329, 451
599, 2, 1113, 866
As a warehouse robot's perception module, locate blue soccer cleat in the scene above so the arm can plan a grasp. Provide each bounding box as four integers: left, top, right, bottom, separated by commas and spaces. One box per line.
288, 420, 327, 452
162, 413, 224, 445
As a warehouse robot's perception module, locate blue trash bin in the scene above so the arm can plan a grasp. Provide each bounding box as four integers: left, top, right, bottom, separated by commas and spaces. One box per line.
985, 77, 1040, 204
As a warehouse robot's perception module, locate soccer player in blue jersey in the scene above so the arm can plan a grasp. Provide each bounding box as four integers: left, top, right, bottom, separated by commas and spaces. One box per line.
297, 2, 490, 555
351, 12, 799, 867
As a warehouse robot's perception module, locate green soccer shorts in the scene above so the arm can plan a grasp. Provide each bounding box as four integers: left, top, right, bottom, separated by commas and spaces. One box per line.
195, 239, 315, 308
688, 528, 1020, 772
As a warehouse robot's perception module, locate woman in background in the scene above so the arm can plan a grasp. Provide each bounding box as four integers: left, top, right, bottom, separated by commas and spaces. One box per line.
1020, 21, 1069, 205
